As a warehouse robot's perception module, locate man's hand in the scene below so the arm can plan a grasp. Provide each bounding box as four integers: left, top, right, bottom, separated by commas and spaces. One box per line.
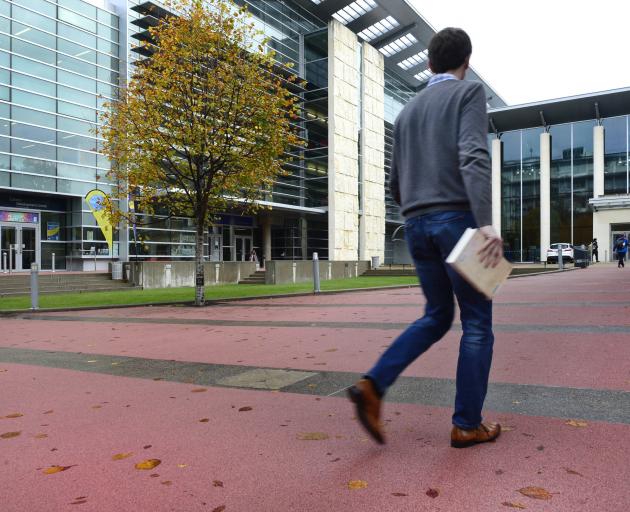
478, 225, 503, 268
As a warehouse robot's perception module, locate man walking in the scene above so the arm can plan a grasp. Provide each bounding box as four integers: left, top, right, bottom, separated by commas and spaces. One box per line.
348, 28, 503, 448
591, 238, 598, 263
616, 235, 628, 268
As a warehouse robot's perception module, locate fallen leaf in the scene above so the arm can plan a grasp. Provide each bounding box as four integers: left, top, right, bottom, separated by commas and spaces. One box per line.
199, 418, 210, 423
502, 502, 527, 509
426, 488, 440, 498
347, 480, 368, 490
502, 426, 515, 432
517, 487, 552, 500
91, 405, 102, 409
43, 410, 53, 415
211, 506, 226, 512
4, 413, 23, 419
191, 388, 207, 393
161, 481, 172, 486
150, 473, 159, 478
536, 445, 544, 451
135, 459, 161, 470
563, 467, 583, 477
325, 349, 338, 352
70, 500, 87, 505
213, 480, 224, 487
565, 419, 588, 428
1, 431, 21, 439
35, 433, 48, 439
297, 432, 329, 441
177, 464, 187, 468
112, 452, 133, 461
392, 492, 408, 497
43, 465, 75, 474
238, 406, 253, 412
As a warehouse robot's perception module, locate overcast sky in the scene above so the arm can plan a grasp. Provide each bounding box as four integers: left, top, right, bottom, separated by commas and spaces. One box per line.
409, 0, 630, 106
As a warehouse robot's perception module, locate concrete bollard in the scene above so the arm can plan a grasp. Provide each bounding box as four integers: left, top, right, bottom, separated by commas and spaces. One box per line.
30, 262, 39, 310
52, 252, 55, 273
164, 263, 172, 288
313, 252, 321, 293
558, 248, 563, 270
2, 252, 6, 273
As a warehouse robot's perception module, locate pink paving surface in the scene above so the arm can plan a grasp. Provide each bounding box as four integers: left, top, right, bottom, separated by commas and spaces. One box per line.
1, 265, 629, 511
0, 364, 628, 512
1, 320, 629, 391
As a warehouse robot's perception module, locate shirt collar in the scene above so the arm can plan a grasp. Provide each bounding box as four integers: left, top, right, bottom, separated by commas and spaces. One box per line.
427, 73, 459, 87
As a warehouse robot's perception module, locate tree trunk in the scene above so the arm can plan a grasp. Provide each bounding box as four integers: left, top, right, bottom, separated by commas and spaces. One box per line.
194, 220, 205, 306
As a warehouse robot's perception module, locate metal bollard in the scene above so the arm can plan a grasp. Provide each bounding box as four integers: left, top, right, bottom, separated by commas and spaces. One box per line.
312, 252, 321, 293
52, 252, 56, 273
2, 252, 6, 273
558, 249, 564, 270
30, 262, 39, 310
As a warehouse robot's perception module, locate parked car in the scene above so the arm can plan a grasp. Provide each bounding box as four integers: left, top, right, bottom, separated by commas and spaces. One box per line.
546, 243, 574, 263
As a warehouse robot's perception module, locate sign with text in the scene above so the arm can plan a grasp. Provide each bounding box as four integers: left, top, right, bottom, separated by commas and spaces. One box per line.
0, 210, 39, 223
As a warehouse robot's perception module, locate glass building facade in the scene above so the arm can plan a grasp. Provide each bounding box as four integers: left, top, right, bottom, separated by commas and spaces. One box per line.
0, 0, 120, 270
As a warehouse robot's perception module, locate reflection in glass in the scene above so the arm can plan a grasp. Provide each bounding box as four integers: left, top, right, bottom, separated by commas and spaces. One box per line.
603, 116, 629, 195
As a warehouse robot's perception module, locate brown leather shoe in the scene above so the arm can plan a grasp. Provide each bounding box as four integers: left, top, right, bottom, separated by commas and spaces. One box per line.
348, 379, 385, 444
450, 422, 501, 448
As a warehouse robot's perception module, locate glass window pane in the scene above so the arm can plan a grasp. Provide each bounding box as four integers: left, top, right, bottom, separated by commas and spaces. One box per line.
97, 52, 118, 70
57, 161, 93, 180
12, 6, 56, 33
97, 38, 118, 56
12, 71, 56, 96
97, 10, 119, 29
0, 0, 9, 16
0, 102, 8, 118
58, 23, 96, 50
0, 50, 9, 67
500, 130, 521, 261
58, 146, 96, 166
603, 116, 628, 195
57, 69, 96, 92
0, 133, 8, 151
58, 85, 95, 107
550, 124, 572, 244
97, 67, 117, 83
59, 0, 97, 20
11, 139, 56, 159
12, 105, 55, 128
11, 172, 56, 191
58, 132, 96, 151
11, 122, 56, 144
57, 178, 93, 195
572, 120, 594, 246
12, 55, 56, 80
12, 155, 56, 175
0, 153, 9, 169
58, 100, 95, 121
0, 116, 7, 135
0, 84, 8, 101
0, 16, 9, 34
12, 89, 56, 111
97, 24, 117, 41
59, 8, 96, 33
18, 0, 56, 18
11, 22, 56, 48
12, 38, 56, 64
521, 128, 542, 261
57, 38, 97, 64
0, 168, 8, 186
58, 116, 94, 136
57, 54, 96, 77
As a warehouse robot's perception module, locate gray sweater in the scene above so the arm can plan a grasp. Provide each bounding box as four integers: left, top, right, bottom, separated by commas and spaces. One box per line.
389, 79, 492, 227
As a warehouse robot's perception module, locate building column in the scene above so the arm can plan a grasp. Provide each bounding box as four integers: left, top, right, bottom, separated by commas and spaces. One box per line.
491, 138, 502, 233
262, 217, 272, 263
359, 42, 385, 263
540, 132, 551, 262
328, 20, 360, 261
593, 125, 605, 198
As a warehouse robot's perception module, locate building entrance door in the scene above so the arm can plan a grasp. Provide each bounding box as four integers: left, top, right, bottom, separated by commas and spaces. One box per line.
234, 236, 252, 262
0, 225, 39, 271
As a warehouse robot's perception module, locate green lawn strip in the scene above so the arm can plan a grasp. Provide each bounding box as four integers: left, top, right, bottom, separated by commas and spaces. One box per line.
0, 276, 418, 311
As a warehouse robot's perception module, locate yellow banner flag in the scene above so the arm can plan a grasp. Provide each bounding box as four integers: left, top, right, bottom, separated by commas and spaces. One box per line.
85, 189, 113, 255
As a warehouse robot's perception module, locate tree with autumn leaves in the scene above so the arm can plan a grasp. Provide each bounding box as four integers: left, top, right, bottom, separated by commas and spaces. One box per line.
99, 0, 302, 305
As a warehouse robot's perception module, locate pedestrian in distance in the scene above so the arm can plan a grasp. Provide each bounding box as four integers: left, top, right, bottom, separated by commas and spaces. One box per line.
591, 238, 598, 263
348, 27, 504, 449
615, 235, 628, 268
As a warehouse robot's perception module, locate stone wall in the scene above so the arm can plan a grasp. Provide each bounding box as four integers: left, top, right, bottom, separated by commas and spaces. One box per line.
328, 20, 360, 261
359, 43, 385, 262
265, 260, 370, 285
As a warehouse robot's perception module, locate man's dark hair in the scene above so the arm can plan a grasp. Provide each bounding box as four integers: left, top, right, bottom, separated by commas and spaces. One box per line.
428, 28, 472, 74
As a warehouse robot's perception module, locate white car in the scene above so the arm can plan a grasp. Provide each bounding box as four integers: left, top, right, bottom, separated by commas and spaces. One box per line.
546, 243, 574, 264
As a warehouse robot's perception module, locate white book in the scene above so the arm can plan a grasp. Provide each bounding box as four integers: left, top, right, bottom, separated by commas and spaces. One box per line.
446, 228, 512, 299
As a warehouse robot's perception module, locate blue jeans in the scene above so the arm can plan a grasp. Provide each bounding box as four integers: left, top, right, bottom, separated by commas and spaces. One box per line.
366, 211, 494, 430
